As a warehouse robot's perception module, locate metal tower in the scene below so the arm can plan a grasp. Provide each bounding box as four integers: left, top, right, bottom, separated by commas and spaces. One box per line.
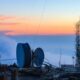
76, 19, 80, 68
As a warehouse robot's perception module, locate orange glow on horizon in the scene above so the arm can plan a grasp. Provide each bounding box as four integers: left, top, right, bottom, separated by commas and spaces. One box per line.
0, 15, 75, 36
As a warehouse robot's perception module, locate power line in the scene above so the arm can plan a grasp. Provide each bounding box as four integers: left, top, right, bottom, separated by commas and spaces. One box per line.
36, 0, 47, 35
32, 0, 47, 47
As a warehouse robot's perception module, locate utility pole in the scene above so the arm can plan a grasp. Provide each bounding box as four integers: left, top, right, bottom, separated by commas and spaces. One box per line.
76, 19, 80, 70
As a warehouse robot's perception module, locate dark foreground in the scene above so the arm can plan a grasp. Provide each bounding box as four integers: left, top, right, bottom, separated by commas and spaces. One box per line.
0, 64, 80, 80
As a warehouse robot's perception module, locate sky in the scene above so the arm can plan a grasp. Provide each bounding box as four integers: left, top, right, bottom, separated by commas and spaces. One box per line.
0, 0, 77, 65
0, 0, 80, 35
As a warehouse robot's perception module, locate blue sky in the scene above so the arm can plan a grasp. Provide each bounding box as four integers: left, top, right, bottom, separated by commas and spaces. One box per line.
0, 0, 80, 17
0, 0, 80, 35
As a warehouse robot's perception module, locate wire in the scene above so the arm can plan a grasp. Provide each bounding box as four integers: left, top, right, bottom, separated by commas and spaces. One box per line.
36, 0, 47, 35
0, 58, 16, 61
31, 0, 47, 46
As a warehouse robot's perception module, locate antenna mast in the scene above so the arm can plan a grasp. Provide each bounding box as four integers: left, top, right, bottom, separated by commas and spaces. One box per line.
76, 19, 80, 69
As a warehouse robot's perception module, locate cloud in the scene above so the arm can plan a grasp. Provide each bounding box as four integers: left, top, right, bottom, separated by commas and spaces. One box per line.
0, 34, 74, 66
0, 30, 15, 36
0, 30, 13, 35
45, 52, 73, 66
0, 22, 19, 26
0, 15, 16, 20
0, 35, 17, 64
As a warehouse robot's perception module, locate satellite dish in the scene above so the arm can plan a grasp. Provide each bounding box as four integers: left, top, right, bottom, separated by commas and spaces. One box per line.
33, 48, 44, 67
16, 43, 32, 68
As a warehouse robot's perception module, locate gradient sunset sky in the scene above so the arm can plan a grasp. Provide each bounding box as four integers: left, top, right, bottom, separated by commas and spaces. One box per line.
0, 0, 80, 35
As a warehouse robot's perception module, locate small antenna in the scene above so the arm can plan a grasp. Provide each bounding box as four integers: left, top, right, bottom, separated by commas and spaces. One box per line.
59, 49, 62, 67
72, 56, 75, 67
0, 54, 1, 64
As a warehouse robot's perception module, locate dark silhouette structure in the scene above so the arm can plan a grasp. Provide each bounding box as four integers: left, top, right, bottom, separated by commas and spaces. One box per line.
76, 19, 80, 69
